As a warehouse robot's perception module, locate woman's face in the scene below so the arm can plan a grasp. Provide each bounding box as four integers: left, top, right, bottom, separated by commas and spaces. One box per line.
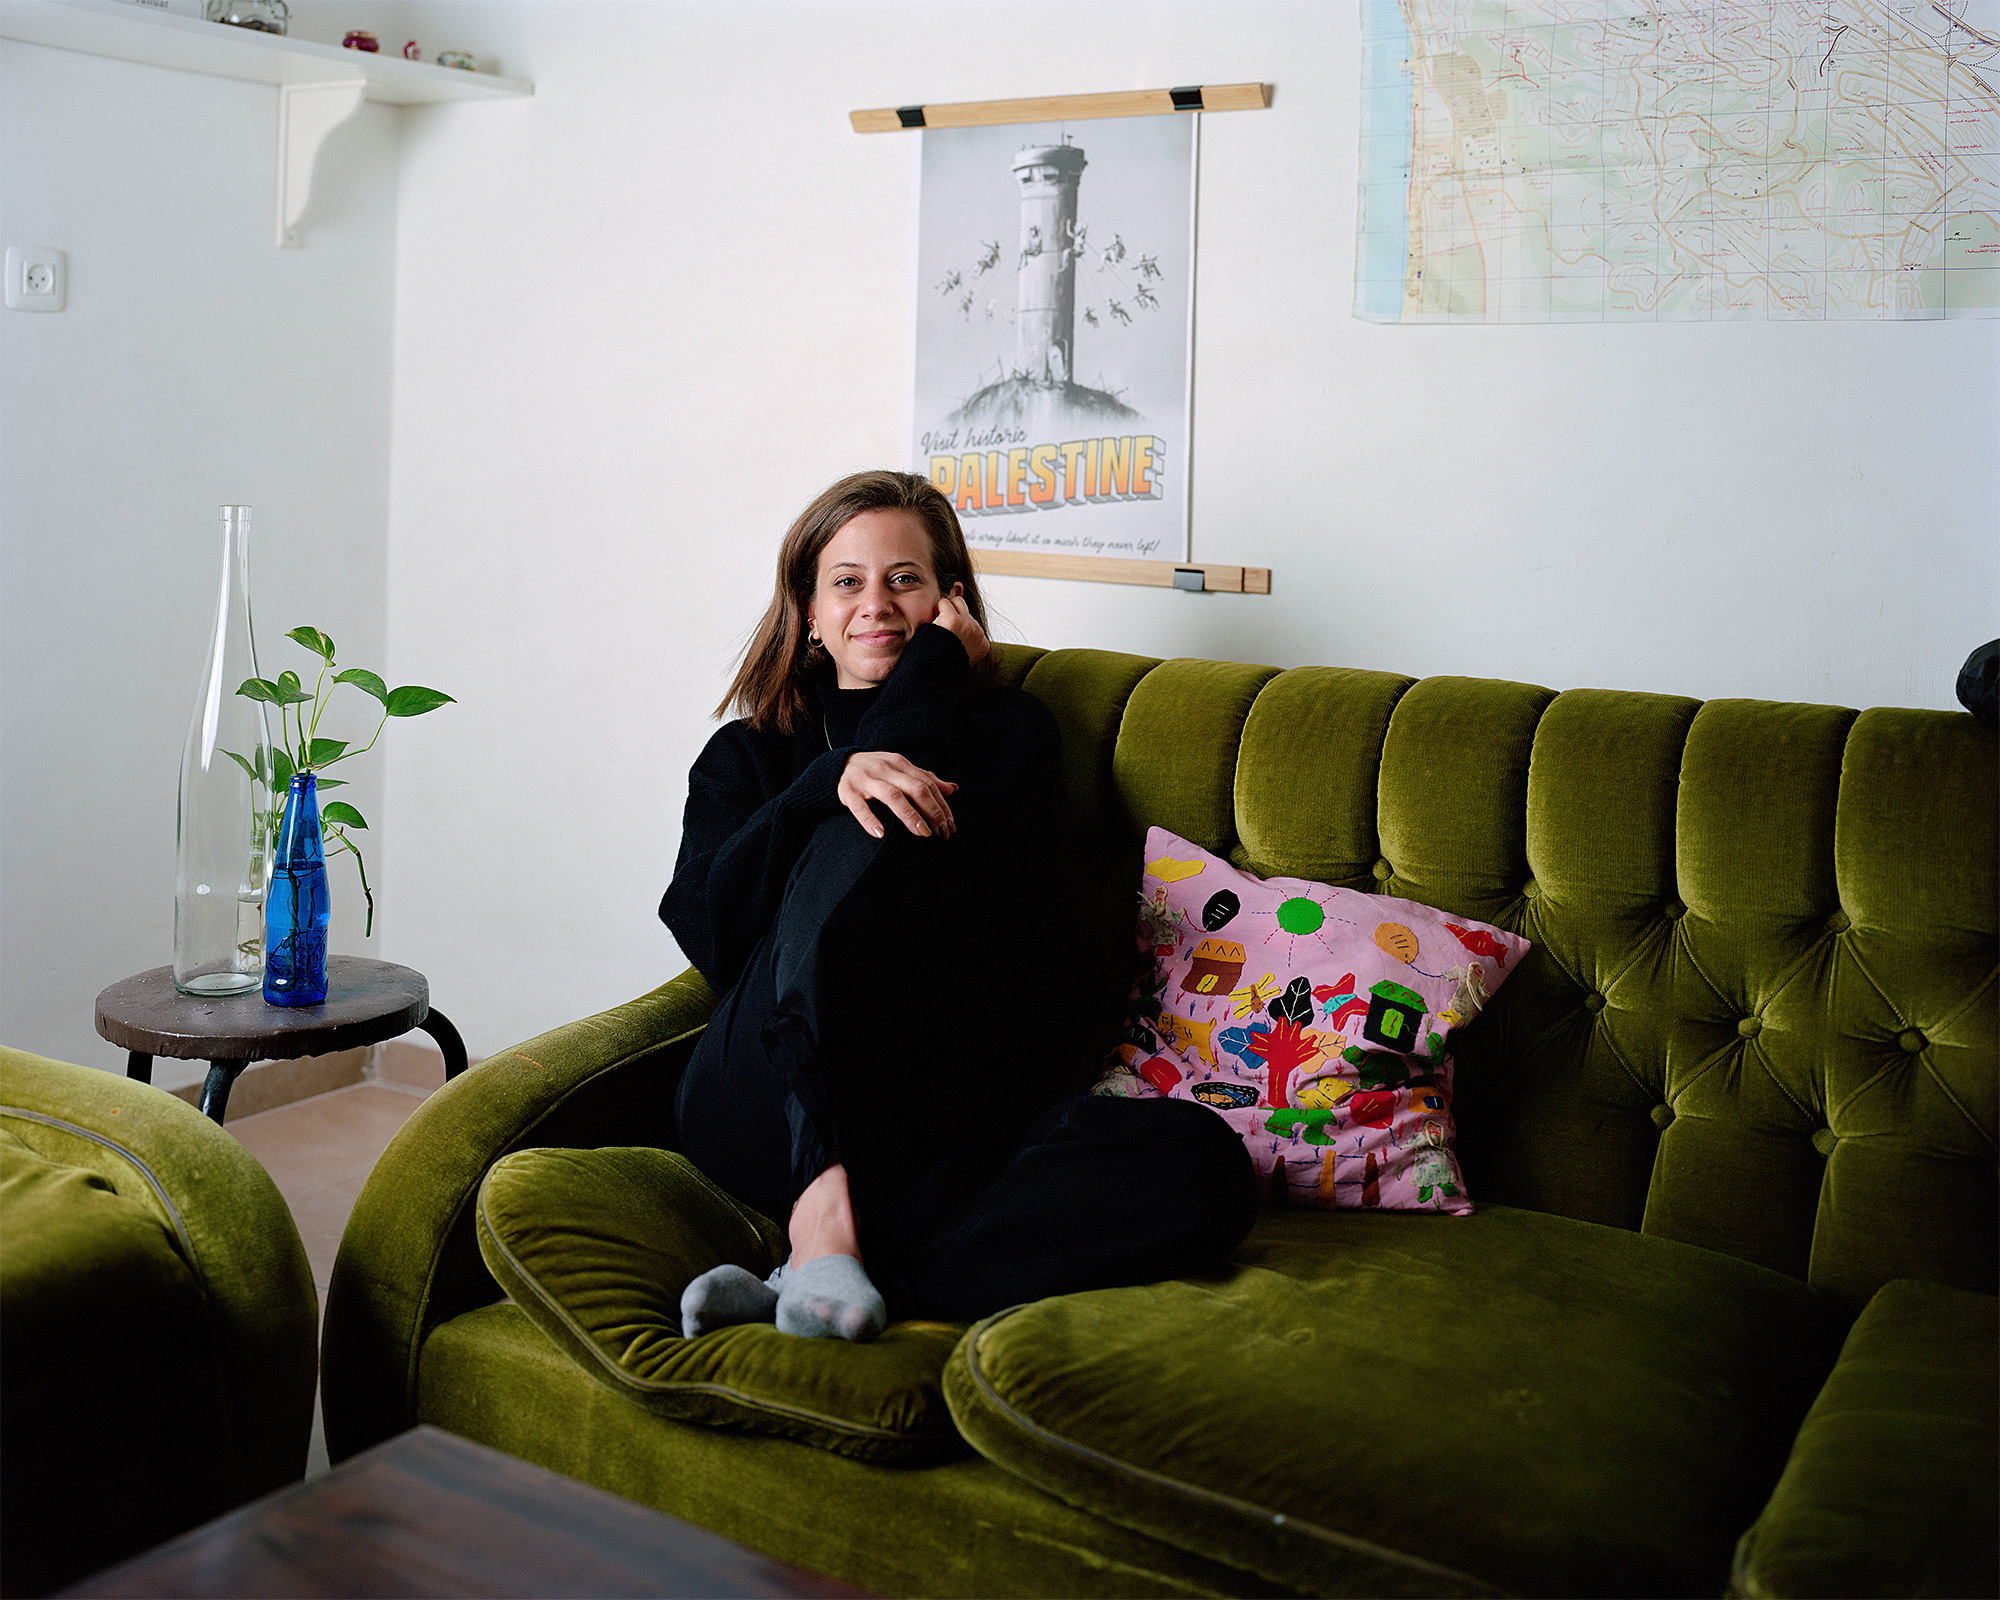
808, 508, 945, 690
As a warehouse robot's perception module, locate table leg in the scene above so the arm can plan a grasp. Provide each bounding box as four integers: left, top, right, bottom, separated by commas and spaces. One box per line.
126, 1051, 153, 1085
420, 1009, 470, 1080
198, 1060, 248, 1124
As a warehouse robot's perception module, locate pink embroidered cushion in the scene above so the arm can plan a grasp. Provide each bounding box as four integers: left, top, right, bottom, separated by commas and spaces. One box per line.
1096, 827, 1532, 1214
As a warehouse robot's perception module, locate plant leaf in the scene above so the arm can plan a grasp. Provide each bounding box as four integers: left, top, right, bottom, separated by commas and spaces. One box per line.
332, 668, 389, 704
323, 801, 369, 829
313, 776, 346, 789
272, 747, 295, 786
275, 671, 313, 705
236, 677, 282, 703
385, 685, 456, 718
306, 737, 349, 767
288, 626, 335, 661
223, 749, 260, 781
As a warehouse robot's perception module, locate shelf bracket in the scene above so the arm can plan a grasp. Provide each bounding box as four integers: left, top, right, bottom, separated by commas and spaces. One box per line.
276, 77, 366, 248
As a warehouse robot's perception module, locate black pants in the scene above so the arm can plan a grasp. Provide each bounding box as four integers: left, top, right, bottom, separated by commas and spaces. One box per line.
674, 810, 1259, 1323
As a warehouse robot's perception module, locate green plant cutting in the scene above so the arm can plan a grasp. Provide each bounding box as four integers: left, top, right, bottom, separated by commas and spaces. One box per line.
229, 626, 452, 937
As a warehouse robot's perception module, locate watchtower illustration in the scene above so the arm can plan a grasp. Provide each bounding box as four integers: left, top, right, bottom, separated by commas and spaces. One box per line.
946, 135, 1139, 432
1011, 143, 1088, 386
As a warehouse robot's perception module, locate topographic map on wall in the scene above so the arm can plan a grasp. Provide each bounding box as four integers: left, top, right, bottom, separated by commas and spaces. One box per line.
1357, 0, 2000, 319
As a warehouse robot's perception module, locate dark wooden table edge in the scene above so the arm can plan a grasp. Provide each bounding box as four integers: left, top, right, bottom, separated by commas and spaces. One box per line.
60, 1425, 871, 1599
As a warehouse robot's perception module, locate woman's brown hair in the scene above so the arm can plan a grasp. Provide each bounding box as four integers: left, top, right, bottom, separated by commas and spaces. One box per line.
719, 469, 992, 733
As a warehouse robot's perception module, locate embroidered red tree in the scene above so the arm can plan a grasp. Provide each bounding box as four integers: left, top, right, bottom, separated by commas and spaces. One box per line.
1247, 1018, 1328, 1110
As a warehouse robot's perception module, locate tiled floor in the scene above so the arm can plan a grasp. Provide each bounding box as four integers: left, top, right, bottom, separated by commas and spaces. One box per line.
225, 1079, 432, 1477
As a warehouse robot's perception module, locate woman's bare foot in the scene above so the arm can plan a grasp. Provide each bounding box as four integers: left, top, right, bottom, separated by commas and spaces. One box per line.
789, 1162, 863, 1266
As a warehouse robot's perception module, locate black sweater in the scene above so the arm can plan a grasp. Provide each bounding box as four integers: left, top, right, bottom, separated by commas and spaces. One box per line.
659, 626, 1064, 994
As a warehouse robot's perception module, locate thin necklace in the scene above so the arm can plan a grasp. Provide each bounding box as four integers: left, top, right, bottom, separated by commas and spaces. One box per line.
823, 713, 832, 751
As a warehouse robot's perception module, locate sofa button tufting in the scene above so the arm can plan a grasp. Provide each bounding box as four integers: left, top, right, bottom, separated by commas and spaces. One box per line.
1738, 1017, 1762, 1038
1899, 1029, 1927, 1053
1663, 902, 1686, 920
1811, 1128, 1839, 1156
1522, 880, 1540, 899
1371, 859, 1393, 882
1583, 992, 1605, 1013
1650, 1104, 1675, 1129
1826, 910, 1851, 933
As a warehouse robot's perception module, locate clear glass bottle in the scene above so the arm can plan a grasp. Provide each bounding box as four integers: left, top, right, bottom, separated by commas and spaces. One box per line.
174, 505, 273, 996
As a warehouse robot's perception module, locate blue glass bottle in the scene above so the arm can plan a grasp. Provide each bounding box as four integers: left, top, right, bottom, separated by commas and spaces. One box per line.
264, 771, 329, 1005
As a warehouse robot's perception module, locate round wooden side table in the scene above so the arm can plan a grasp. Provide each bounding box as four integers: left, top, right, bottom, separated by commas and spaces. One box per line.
94, 957, 468, 1123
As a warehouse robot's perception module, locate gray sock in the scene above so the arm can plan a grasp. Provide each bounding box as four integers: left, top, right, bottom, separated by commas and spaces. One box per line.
679, 1263, 783, 1339
776, 1254, 886, 1343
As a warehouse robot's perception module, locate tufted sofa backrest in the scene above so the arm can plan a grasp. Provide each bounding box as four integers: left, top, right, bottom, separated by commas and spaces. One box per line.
995, 644, 1998, 1311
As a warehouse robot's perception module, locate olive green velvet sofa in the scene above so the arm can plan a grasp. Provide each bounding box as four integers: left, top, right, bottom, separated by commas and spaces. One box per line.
0, 1046, 318, 1596
322, 646, 1997, 1599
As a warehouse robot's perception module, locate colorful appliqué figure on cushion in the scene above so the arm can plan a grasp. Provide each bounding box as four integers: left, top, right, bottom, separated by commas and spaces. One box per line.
1440, 962, 1490, 1026
1136, 886, 1187, 960
1400, 1117, 1463, 1207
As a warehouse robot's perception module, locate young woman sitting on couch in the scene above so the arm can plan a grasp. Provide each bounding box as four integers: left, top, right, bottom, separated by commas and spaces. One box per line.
659, 468, 1257, 1342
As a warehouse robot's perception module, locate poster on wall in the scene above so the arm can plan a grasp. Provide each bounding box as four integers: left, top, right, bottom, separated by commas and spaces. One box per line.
911, 116, 1197, 563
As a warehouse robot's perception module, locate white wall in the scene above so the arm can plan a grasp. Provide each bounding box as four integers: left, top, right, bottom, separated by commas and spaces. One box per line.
0, 29, 399, 1083
376, 0, 1996, 1063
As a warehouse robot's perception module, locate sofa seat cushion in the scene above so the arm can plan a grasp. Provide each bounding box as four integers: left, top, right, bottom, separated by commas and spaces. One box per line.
945, 1204, 1842, 1598
476, 1146, 966, 1463
1729, 1279, 1998, 1599
419, 1302, 1305, 1599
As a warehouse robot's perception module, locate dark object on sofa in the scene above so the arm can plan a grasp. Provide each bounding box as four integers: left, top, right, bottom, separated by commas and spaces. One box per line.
0, 1048, 318, 1597
324, 646, 1998, 1599
1958, 638, 1998, 727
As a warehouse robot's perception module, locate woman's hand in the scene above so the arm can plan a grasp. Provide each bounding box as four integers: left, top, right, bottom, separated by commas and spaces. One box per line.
929, 583, 990, 669
838, 751, 958, 840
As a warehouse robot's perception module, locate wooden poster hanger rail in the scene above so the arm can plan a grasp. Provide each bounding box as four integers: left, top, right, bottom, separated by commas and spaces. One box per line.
972, 550, 1271, 594
861, 80, 1273, 596
850, 82, 1270, 134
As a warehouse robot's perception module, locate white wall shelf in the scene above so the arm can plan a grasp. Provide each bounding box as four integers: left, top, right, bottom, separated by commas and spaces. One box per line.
1, 1, 533, 101
1, 0, 532, 243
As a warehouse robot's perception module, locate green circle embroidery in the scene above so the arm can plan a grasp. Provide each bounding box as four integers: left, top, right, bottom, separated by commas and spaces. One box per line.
1277, 896, 1324, 935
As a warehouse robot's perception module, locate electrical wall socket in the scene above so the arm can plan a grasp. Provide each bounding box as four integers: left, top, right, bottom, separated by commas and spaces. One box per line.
7, 247, 67, 312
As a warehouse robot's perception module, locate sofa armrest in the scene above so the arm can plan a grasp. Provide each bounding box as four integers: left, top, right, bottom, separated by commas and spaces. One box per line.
1729, 1278, 1998, 1598
0, 1046, 318, 1504
321, 967, 715, 1460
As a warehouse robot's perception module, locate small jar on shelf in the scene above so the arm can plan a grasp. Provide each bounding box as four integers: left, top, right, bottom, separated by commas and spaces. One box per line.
206, 0, 288, 34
